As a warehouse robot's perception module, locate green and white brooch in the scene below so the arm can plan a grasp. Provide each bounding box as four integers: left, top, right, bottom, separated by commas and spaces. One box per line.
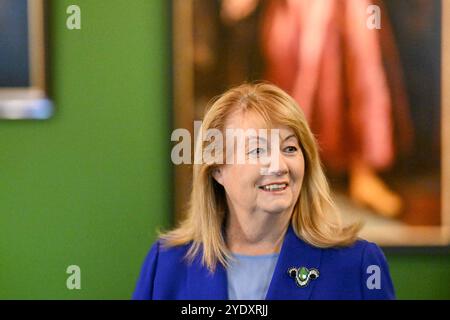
288, 266, 320, 287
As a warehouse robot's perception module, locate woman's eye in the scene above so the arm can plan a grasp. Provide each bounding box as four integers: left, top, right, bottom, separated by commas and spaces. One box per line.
249, 147, 266, 156
284, 146, 298, 153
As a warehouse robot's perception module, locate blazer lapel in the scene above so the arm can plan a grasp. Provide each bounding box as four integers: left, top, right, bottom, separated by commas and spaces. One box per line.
265, 225, 323, 300
186, 248, 228, 300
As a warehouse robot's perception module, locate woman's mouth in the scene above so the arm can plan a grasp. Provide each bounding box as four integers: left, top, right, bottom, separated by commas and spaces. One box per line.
258, 183, 288, 192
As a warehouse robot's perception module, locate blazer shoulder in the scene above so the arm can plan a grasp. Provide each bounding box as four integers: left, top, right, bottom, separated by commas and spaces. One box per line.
323, 238, 389, 268
322, 238, 370, 258
334, 238, 396, 299
317, 239, 395, 299
132, 239, 193, 300
359, 240, 396, 299
319, 239, 386, 277
149, 239, 195, 271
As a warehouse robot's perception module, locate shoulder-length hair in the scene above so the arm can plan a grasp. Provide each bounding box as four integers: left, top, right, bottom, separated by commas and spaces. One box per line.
160, 82, 361, 271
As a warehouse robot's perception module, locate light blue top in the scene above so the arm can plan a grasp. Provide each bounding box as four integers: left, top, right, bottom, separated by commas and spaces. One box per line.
226, 253, 279, 300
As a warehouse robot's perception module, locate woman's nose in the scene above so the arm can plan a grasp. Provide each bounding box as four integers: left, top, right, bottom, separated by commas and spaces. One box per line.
261, 152, 289, 176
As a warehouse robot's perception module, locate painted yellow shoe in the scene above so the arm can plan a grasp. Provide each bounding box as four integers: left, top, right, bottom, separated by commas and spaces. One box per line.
349, 170, 403, 218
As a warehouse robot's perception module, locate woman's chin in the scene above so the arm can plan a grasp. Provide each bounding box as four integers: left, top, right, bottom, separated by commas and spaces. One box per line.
260, 201, 292, 215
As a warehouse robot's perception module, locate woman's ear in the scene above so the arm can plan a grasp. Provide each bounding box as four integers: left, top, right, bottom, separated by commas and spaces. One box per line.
211, 168, 224, 186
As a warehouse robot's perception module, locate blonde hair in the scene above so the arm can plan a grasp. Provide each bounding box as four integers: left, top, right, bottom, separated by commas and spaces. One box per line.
160, 82, 362, 271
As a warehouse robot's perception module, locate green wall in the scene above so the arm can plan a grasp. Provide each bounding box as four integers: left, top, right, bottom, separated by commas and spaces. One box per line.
0, 0, 171, 299
387, 253, 450, 299
0, 0, 448, 299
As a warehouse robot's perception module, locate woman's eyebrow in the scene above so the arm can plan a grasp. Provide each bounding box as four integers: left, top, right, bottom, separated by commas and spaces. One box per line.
282, 134, 297, 142
247, 135, 267, 143
246, 133, 297, 143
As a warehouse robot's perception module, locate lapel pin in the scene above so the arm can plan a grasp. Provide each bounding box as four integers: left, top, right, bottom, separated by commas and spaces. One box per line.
288, 266, 320, 287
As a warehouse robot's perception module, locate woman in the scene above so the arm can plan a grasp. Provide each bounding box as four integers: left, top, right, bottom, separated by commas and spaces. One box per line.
133, 83, 395, 300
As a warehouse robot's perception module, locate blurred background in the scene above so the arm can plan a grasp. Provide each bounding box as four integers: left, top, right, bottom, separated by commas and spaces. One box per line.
0, 0, 448, 299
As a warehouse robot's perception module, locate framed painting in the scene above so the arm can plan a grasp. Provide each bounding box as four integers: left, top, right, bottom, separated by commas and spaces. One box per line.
0, 0, 53, 120
171, 0, 450, 247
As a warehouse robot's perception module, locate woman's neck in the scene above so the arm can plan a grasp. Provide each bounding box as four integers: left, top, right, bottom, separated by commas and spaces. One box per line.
225, 208, 291, 255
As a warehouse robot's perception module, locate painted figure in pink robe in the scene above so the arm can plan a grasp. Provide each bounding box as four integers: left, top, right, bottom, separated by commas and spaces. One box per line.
222, 0, 414, 217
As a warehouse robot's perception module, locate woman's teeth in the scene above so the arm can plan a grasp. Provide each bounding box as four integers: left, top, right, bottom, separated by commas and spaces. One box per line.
259, 183, 288, 191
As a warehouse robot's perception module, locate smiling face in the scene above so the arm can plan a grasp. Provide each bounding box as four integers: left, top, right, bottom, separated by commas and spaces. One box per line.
212, 110, 305, 219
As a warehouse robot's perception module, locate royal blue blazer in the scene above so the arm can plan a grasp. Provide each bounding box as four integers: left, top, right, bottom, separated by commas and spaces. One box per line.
132, 225, 396, 300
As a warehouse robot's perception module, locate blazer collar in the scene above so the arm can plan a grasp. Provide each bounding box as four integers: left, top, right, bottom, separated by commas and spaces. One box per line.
186, 224, 322, 300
